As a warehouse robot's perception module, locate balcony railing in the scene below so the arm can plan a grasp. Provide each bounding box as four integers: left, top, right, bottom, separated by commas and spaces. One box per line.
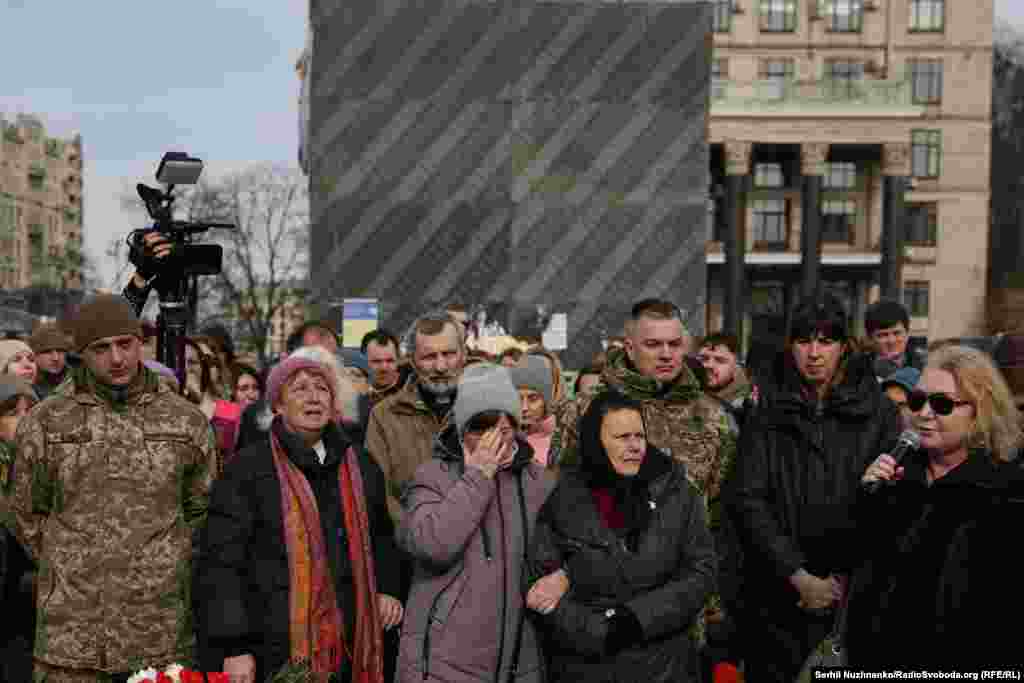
711, 76, 926, 118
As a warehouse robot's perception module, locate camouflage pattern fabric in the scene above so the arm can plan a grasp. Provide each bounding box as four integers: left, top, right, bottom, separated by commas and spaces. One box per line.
555, 348, 736, 505
553, 347, 737, 645
32, 660, 156, 683
5, 364, 217, 673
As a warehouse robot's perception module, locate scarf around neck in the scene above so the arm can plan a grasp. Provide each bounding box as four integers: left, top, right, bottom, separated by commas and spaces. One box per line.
270, 419, 384, 682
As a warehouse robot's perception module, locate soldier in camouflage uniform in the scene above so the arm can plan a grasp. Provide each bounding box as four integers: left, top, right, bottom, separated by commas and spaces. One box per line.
4, 294, 217, 683
553, 300, 736, 661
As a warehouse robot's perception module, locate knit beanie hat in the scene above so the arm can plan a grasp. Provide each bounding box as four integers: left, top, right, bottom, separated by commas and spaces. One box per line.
266, 355, 336, 408
454, 363, 521, 436
70, 294, 143, 352
0, 375, 38, 406
508, 354, 553, 407
28, 323, 72, 355
0, 340, 34, 375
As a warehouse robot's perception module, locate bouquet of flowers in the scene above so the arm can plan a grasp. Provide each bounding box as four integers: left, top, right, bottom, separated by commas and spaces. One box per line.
127, 664, 230, 683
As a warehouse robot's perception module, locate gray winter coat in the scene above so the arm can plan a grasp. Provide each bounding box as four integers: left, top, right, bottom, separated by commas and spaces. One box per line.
397, 427, 556, 683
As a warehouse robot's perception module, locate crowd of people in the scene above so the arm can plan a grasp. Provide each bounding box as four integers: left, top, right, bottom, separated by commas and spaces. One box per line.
1, 282, 1023, 683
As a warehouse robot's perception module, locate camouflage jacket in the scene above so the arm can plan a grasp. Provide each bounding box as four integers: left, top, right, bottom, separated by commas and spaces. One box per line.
365, 378, 452, 523
4, 365, 216, 673
556, 349, 736, 509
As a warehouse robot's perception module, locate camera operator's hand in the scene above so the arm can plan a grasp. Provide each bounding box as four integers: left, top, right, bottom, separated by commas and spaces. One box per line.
131, 230, 174, 285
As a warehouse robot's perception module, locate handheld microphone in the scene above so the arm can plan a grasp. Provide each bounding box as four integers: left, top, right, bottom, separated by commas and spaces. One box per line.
863, 430, 921, 494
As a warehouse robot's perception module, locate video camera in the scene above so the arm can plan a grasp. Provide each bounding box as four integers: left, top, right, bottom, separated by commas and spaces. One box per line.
126, 152, 235, 378
128, 152, 233, 279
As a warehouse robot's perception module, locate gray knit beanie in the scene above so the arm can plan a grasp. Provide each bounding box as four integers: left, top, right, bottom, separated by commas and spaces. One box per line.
508, 355, 553, 407
454, 363, 521, 436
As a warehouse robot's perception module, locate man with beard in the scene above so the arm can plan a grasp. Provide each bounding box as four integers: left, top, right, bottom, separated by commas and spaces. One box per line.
366, 310, 467, 522
696, 333, 754, 436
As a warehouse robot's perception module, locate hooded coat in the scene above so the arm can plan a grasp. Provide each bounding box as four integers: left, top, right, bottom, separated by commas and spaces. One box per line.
397, 426, 555, 683
725, 349, 901, 681
526, 394, 716, 682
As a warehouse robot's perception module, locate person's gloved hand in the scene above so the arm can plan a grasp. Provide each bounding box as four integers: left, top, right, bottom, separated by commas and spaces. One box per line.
603, 605, 643, 655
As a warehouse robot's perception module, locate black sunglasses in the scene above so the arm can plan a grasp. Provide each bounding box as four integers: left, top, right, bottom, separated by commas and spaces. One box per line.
907, 391, 970, 416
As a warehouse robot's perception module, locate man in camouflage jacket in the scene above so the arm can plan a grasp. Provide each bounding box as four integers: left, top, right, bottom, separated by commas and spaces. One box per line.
554, 301, 736, 648
4, 295, 216, 682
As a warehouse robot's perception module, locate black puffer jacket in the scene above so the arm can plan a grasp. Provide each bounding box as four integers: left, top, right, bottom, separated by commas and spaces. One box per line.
195, 417, 399, 681
846, 450, 1024, 669
526, 396, 716, 683
726, 351, 901, 604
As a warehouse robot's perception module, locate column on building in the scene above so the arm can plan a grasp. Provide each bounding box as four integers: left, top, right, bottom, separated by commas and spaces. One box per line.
880, 142, 911, 301
800, 143, 829, 300
722, 140, 752, 338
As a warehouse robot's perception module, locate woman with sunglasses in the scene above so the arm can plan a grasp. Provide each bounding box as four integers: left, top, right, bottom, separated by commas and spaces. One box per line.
847, 344, 1024, 669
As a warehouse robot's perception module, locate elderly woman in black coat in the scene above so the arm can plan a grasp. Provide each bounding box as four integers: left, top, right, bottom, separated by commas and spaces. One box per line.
196, 354, 402, 683
525, 392, 716, 683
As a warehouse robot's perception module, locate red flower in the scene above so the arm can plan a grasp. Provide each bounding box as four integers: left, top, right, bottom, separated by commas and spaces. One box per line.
180, 671, 205, 683
156, 673, 173, 683
206, 674, 231, 683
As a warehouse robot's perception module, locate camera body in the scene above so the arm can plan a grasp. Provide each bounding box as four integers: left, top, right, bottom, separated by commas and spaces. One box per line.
128, 152, 232, 282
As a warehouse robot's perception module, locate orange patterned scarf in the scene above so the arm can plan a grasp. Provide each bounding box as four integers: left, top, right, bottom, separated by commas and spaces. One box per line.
270, 430, 384, 682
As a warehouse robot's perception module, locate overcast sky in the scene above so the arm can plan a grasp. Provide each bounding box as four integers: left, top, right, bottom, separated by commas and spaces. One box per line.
1, 0, 1022, 291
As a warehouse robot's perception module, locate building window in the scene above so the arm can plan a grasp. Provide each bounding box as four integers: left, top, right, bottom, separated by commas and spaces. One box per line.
823, 162, 857, 190
911, 130, 942, 178
825, 59, 864, 99
712, 58, 729, 100
904, 281, 930, 317
752, 199, 789, 248
713, 0, 733, 32
821, 199, 856, 243
909, 58, 943, 104
760, 58, 795, 99
906, 204, 938, 246
823, 0, 863, 33
754, 163, 786, 188
760, 0, 797, 32
909, 0, 944, 32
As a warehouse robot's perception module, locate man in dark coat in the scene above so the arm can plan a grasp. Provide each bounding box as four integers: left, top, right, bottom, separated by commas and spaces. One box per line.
726, 293, 901, 682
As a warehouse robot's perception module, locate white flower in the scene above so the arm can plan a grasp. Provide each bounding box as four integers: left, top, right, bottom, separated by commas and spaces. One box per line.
164, 664, 185, 682
127, 668, 159, 683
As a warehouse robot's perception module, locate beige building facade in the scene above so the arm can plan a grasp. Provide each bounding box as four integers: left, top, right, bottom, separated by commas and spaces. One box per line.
0, 114, 85, 291
707, 0, 993, 345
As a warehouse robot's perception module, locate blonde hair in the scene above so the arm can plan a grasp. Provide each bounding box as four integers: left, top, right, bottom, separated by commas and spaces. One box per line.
288, 346, 361, 424
926, 344, 1023, 463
